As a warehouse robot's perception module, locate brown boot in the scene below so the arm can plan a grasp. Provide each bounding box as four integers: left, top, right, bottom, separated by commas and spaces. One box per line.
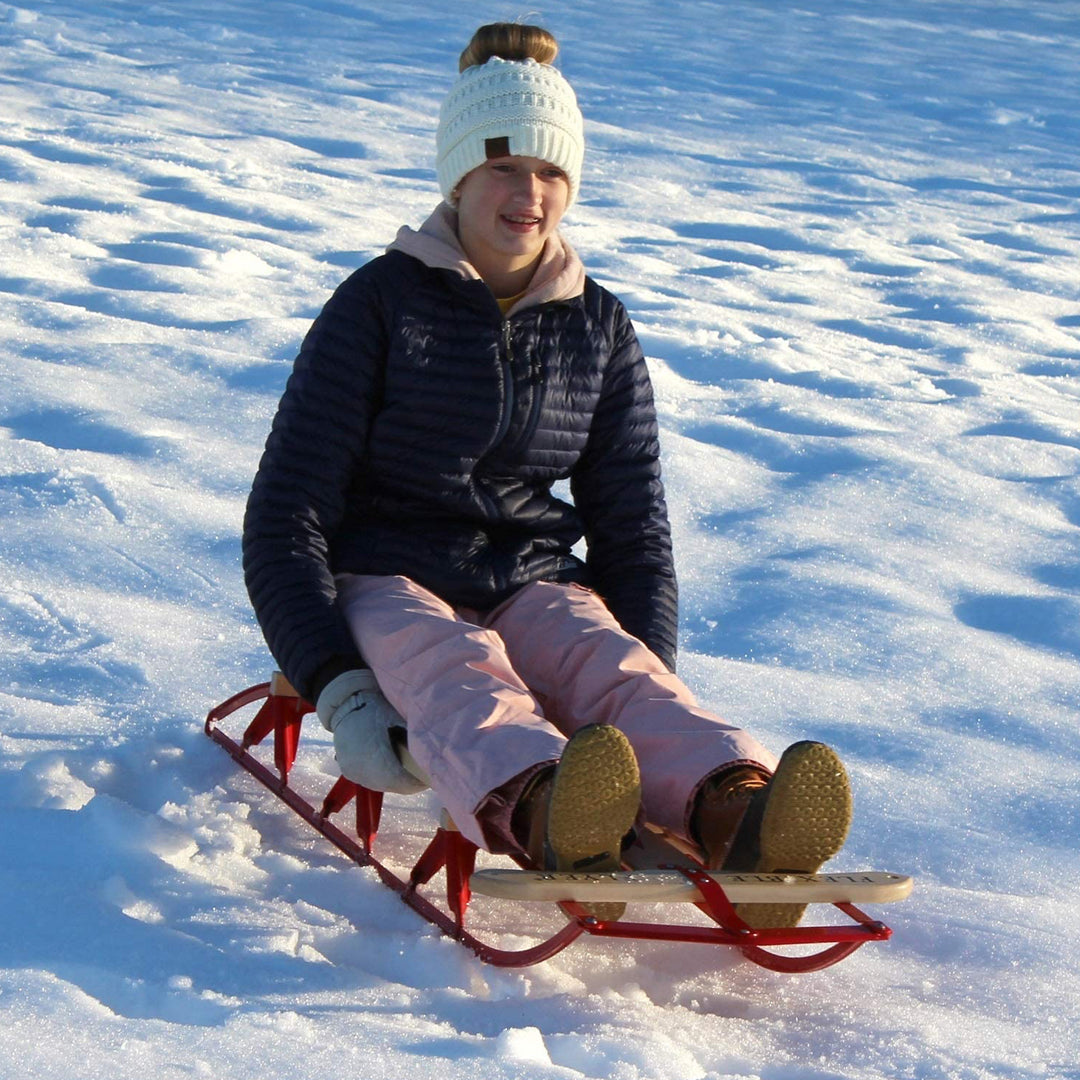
513, 724, 640, 922
514, 766, 555, 869
692, 742, 853, 928
691, 765, 771, 870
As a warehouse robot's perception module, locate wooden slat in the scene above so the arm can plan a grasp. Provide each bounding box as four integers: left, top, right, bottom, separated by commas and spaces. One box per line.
469, 869, 914, 905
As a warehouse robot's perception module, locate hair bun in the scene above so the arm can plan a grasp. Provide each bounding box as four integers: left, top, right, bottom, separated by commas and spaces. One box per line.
459, 23, 559, 72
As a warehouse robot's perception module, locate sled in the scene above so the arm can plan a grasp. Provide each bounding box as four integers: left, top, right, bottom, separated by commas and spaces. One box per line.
204, 674, 912, 971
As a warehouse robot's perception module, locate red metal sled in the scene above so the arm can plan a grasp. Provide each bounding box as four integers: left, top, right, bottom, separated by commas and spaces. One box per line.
204, 679, 899, 971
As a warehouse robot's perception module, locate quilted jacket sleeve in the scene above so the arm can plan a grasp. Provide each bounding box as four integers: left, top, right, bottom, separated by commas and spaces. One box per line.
242, 269, 388, 702
570, 299, 679, 670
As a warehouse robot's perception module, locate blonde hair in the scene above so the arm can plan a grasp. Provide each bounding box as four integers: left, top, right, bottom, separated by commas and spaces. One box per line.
458, 22, 559, 72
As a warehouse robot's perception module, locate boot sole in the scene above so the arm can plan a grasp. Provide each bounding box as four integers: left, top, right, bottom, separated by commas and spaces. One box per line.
547, 724, 641, 922
739, 741, 852, 928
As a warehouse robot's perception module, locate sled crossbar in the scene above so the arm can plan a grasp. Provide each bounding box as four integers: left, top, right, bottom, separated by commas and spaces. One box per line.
204, 680, 907, 971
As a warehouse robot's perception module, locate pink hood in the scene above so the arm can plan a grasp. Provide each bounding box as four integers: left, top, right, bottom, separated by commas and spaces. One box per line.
386, 202, 586, 317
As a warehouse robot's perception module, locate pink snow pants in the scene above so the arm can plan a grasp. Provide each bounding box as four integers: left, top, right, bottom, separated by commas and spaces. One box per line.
336, 574, 779, 851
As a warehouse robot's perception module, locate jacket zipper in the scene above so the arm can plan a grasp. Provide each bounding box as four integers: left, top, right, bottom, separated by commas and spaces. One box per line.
490, 319, 515, 449
494, 317, 548, 457
518, 346, 544, 451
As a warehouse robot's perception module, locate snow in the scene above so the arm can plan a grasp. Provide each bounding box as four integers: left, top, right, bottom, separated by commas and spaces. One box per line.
1, 0, 1079, 1077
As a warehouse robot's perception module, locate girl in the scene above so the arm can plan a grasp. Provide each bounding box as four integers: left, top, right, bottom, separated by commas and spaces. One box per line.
243, 23, 852, 926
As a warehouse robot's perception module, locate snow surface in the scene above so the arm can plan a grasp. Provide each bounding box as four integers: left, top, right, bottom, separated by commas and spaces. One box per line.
2, 1, 1079, 1077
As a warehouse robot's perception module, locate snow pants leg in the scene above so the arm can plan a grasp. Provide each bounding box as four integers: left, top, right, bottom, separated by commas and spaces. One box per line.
336, 574, 778, 851
483, 581, 779, 839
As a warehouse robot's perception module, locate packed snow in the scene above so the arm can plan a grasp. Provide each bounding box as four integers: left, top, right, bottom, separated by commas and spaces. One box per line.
2, 1, 1079, 1077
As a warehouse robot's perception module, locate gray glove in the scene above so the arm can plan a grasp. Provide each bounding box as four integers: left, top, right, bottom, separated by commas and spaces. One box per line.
315, 670, 428, 794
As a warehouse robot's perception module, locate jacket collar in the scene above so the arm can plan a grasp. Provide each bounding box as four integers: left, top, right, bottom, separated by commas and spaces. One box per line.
386, 202, 586, 317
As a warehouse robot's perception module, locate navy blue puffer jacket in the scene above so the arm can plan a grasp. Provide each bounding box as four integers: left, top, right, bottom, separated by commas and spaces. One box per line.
243, 248, 678, 702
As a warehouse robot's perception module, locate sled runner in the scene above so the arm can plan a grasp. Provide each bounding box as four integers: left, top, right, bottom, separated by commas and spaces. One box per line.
204, 674, 912, 971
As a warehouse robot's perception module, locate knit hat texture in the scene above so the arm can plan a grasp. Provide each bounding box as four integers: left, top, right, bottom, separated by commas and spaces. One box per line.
436, 57, 585, 206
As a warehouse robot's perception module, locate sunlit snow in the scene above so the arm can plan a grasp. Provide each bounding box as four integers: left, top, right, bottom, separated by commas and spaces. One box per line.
2, 2, 1079, 1078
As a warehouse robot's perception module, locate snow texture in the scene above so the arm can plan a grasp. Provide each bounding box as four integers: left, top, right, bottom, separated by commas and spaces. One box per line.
1, 1, 1079, 1078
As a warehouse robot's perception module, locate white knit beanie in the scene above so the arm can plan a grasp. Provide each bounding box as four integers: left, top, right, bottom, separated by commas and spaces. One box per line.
436, 57, 585, 207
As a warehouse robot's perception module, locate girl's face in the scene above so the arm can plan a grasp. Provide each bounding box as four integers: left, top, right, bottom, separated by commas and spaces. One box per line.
455, 155, 570, 288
